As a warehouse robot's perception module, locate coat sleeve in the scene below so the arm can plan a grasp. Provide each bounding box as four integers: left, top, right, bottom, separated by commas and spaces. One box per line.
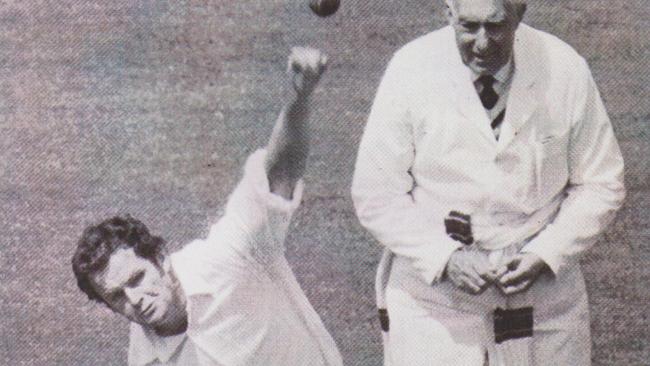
521, 60, 626, 274
351, 56, 462, 284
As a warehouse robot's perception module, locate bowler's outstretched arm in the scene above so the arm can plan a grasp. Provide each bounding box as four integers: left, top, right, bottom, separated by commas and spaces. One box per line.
265, 47, 327, 199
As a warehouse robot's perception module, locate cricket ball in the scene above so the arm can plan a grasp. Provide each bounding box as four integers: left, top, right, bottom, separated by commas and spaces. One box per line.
309, 0, 340, 17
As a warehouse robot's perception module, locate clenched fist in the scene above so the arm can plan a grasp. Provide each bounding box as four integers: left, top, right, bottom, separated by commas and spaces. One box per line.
445, 249, 498, 295
288, 47, 328, 97
495, 252, 549, 295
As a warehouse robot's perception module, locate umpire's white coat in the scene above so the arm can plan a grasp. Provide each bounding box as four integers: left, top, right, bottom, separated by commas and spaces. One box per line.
352, 24, 625, 366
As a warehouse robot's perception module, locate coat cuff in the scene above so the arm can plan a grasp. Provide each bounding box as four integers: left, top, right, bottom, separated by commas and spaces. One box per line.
520, 241, 562, 276
418, 241, 463, 284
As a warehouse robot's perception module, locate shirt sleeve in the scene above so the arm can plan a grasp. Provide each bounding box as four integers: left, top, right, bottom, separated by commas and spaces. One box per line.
205, 149, 304, 263
351, 55, 462, 284
522, 60, 626, 274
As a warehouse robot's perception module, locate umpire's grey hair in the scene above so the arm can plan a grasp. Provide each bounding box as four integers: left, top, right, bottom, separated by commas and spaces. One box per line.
445, 0, 527, 21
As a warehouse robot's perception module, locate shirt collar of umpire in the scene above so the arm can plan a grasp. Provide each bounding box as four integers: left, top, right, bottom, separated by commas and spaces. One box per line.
471, 57, 514, 85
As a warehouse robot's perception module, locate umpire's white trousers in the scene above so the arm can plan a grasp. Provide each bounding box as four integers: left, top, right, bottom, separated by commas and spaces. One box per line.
382, 255, 591, 366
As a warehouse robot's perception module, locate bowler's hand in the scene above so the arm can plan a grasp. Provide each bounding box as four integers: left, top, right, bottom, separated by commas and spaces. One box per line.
496, 253, 549, 295
288, 47, 327, 97
445, 249, 498, 295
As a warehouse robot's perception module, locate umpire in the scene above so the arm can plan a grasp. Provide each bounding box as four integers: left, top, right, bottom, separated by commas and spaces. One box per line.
352, 0, 625, 364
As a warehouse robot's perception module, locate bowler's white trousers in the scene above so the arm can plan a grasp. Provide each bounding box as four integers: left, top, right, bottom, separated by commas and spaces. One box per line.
381, 251, 591, 366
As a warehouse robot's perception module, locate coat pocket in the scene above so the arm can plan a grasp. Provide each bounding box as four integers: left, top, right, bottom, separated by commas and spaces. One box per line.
534, 131, 570, 202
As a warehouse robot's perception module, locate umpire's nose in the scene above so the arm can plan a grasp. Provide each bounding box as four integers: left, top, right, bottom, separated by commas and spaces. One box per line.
474, 27, 490, 53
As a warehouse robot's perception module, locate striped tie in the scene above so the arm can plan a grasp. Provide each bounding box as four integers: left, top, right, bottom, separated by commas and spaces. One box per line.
478, 75, 498, 110
477, 75, 506, 135
491, 109, 506, 130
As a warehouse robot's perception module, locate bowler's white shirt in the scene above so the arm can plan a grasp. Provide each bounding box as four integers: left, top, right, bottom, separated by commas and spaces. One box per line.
128, 150, 343, 366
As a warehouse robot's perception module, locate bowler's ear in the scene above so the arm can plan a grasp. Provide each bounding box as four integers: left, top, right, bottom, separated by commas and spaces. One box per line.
513, 2, 527, 23
518, 3, 527, 21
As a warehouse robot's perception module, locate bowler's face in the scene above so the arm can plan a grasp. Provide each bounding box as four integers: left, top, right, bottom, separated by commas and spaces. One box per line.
447, 0, 520, 75
90, 248, 178, 329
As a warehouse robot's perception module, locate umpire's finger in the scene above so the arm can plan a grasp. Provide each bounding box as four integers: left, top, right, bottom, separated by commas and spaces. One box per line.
498, 266, 529, 287
462, 280, 482, 295
501, 279, 533, 295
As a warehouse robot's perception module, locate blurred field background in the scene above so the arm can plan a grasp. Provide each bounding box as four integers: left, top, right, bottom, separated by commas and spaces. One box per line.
0, 0, 648, 365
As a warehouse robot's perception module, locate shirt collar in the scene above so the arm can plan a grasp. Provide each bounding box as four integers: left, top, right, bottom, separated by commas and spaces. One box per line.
470, 57, 514, 84
128, 316, 188, 365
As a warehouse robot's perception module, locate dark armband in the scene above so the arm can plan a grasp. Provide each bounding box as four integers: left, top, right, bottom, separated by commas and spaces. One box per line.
378, 308, 389, 332
493, 307, 534, 343
444, 210, 473, 245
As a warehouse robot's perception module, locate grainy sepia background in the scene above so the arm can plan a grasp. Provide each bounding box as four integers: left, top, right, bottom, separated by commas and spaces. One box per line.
0, 1, 648, 365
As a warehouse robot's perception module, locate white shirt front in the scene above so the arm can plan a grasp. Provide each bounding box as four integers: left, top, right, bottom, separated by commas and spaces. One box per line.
471, 60, 514, 138
128, 150, 343, 366
352, 24, 625, 284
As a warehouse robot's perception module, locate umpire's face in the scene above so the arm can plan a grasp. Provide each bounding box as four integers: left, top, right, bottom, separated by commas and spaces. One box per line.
446, 0, 523, 75
89, 247, 184, 332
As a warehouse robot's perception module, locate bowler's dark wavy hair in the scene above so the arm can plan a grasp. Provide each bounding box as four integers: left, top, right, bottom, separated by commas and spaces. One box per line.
72, 215, 166, 303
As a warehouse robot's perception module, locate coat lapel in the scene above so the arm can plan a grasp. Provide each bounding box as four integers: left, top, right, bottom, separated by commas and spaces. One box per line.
498, 25, 544, 150
447, 48, 499, 147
